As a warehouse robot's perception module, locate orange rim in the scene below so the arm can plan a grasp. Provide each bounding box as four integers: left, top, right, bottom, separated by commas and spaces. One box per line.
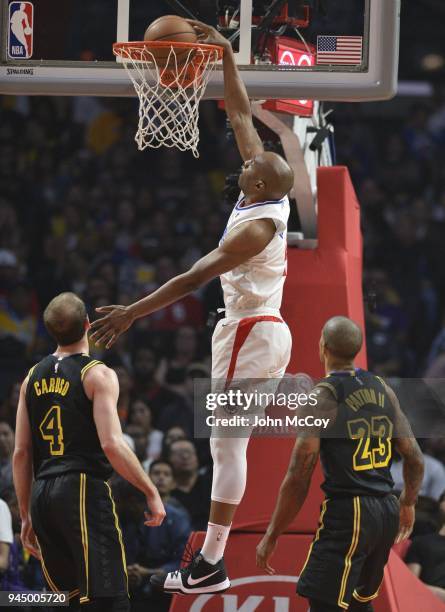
113, 41, 224, 62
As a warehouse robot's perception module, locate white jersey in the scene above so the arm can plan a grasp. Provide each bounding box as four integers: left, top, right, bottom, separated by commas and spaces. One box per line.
219, 193, 290, 314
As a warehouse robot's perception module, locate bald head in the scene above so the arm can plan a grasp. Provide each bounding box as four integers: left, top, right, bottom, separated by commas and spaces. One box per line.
44, 292, 88, 347
260, 152, 294, 198
322, 316, 363, 362
238, 151, 294, 201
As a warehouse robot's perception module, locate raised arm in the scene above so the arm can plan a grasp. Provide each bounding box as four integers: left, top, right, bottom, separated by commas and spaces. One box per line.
84, 364, 165, 526
187, 20, 264, 161
90, 218, 276, 348
13, 378, 40, 559
385, 384, 424, 542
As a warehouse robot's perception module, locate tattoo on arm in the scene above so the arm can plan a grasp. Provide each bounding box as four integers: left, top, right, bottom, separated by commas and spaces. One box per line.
288, 448, 318, 479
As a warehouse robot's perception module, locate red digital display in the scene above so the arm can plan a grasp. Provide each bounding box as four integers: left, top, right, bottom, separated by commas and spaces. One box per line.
264, 37, 316, 117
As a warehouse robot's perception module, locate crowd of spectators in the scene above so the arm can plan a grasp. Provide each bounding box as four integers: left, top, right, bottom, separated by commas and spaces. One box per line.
332, 93, 445, 379
2, 9, 445, 605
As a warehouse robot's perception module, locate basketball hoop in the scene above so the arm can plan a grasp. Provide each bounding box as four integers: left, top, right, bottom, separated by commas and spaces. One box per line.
113, 41, 223, 158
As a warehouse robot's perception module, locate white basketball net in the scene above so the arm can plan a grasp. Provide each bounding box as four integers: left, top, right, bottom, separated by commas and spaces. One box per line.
114, 43, 221, 158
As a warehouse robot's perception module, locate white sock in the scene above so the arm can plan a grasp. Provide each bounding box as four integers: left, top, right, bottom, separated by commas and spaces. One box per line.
201, 522, 231, 565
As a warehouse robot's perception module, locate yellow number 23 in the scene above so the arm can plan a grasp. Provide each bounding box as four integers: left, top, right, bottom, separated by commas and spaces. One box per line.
347, 416, 393, 471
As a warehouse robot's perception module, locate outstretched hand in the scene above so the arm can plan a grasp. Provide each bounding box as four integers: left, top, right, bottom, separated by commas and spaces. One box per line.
186, 19, 231, 51
90, 305, 135, 349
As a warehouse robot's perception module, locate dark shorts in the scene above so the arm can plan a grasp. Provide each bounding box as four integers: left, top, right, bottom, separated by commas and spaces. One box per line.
297, 494, 399, 610
31, 473, 128, 604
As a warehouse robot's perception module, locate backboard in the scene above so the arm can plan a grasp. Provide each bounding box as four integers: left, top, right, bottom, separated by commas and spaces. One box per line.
0, 0, 400, 101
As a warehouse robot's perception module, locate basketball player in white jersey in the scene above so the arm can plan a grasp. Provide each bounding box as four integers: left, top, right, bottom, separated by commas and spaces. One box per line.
91, 19, 294, 595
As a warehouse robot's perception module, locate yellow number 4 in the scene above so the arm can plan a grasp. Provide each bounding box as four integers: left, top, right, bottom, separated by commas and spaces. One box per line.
39, 405, 64, 456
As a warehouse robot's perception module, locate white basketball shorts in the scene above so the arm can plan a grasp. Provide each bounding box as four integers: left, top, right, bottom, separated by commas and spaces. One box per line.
211, 312, 292, 382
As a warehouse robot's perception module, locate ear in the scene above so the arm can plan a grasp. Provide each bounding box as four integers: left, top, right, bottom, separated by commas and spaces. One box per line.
85, 316, 91, 331
319, 337, 324, 362
255, 180, 265, 191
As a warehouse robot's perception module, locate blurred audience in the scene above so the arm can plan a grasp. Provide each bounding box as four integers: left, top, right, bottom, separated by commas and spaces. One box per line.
112, 466, 191, 612
2, 26, 445, 603
0, 421, 14, 491
391, 451, 445, 501
156, 326, 201, 395
167, 439, 212, 531
127, 399, 163, 463
131, 347, 191, 433
406, 495, 445, 603
125, 424, 152, 472
0, 381, 21, 429
0, 488, 25, 592
0, 494, 13, 587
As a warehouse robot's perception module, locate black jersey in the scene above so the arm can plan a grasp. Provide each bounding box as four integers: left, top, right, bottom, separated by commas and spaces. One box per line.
26, 354, 112, 480
318, 368, 395, 497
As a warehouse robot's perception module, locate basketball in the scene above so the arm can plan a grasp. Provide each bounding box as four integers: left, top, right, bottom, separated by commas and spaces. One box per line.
144, 15, 198, 67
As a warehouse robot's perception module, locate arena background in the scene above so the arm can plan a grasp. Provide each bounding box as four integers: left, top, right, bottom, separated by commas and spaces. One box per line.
1, 1, 445, 611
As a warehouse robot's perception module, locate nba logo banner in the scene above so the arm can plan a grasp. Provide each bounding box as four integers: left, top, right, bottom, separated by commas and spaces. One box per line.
8, 1, 34, 59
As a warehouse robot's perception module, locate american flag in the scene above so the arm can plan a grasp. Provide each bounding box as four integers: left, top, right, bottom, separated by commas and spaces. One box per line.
316, 35, 363, 65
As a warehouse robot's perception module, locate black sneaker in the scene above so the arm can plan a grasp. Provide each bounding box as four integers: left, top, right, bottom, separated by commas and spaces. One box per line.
150, 551, 230, 595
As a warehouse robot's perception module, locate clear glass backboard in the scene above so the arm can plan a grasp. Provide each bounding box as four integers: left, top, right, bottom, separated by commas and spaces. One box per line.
0, 0, 400, 100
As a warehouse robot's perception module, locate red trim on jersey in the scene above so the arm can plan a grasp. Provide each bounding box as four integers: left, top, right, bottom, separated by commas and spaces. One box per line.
225, 316, 283, 387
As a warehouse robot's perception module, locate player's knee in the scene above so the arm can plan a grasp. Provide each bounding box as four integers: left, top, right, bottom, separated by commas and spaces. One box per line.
210, 437, 232, 464
210, 437, 248, 468
214, 445, 245, 468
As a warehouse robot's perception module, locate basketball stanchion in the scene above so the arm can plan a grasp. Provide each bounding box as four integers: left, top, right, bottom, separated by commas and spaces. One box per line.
113, 41, 223, 158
